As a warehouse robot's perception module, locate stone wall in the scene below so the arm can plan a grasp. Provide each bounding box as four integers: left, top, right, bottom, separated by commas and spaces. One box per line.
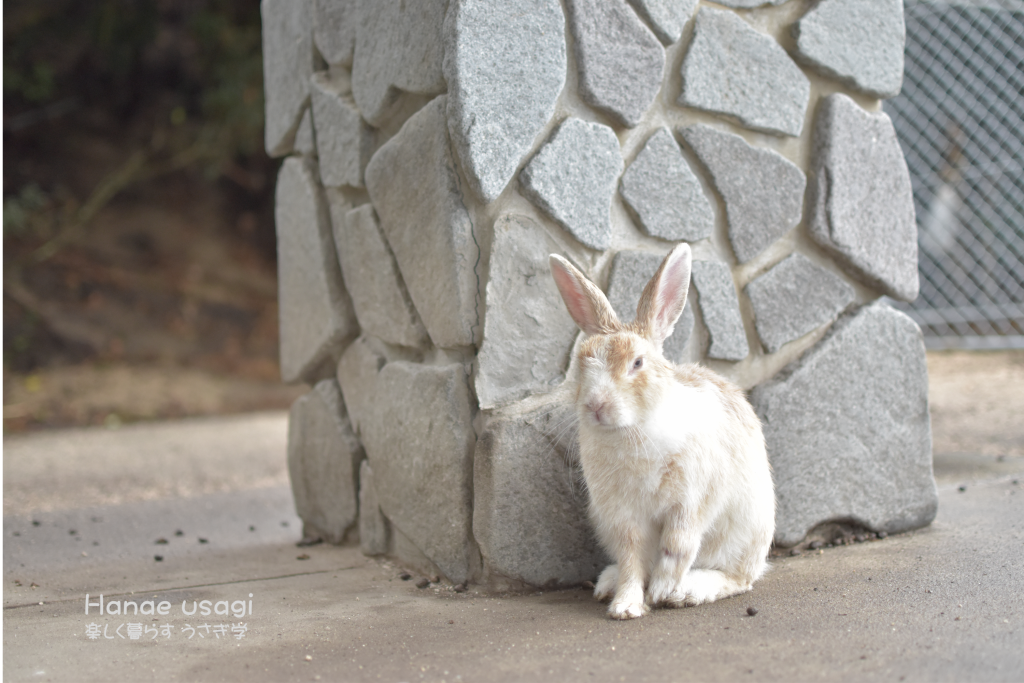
265, 0, 937, 588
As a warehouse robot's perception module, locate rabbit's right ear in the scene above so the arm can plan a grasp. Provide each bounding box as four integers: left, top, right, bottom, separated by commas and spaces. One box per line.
549, 255, 621, 336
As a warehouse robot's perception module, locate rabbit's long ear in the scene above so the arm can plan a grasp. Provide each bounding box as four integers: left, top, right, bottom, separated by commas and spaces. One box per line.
549, 255, 621, 335
635, 243, 691, 345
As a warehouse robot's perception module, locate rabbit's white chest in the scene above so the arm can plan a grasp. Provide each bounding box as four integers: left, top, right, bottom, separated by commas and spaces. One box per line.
643, 382, 723, 456
579, 383, 724, 521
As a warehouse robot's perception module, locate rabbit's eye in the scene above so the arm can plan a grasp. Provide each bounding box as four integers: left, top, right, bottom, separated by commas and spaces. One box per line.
632, 357, 643, 371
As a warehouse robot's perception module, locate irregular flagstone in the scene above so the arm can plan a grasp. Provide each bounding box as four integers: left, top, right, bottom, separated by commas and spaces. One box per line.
364, 95, 479, 348
312, 0, 357, 67
750, 302, 937, 547
476, 215, 578, 410
619, 127, 714, 243
809, 94, 919, 302
276, 157, 358, 383
287, 380, 363, 544
565, 0, 665, 128
335, 335, 387, 439
358, 361, 478, 584
390, 524, 446, 579
627, 0, 699, 45
606, 250, 694, 364
443, 0, 566, 204
520, 118, 624, 251
358, 460, 389, 556
795, 0, 905, 99
331, 202, 429, 348
262, 0, 315, 156
745, 253, 855, 353
338, 341, 478, 579
715, 0, 788, 7
311, 72, 372, 188
294, 107, 316, 156
679, 8, 810, 137
351, 0, 447, 127
680, 124, 806, 264
474, 401, 607, 587
691, 260, 749, 362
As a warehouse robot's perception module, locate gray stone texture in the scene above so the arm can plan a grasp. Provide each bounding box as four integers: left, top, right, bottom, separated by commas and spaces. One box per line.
606, 250, 694, 364
311, 72, 372, 188
390, 524, 446, 579
358, 460, 389, 556
565, 0, 665, 128
313, 0, 356, 67
276, 157, 358, 383
679, 8, 810, 137
331, 203, 429, 348
619, 127, 714, 243
364, 96, 479, 349
443, 0, 567, 204
262, 0, 314, 156
336, 335, 386, 439
520, 118, 624, 251
287, 380, 363, 544
680, 124, 806, 264
691, 260, 749, 362
351, 0, 447, 127
750, 302, 938, 547
794, 0, 905, 99
294, 107, 316, 156
476, 215, 579, 410
746, 253, 855, 353
714, 0, 788, 7
350, 360, 478, 584
809, 94, 919, 302
627, 0, 699, 45
474, 403, 607, 587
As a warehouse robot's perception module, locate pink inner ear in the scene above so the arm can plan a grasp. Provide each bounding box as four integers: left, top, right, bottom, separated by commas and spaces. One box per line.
552, 261, 596, 333
654, 250, 690, 336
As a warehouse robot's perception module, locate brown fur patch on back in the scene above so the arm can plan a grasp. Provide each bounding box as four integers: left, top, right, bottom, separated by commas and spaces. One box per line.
659, 457, 685, 490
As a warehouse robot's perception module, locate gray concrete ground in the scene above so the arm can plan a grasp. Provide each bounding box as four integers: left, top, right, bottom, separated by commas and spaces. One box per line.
4, 358, 1024, 682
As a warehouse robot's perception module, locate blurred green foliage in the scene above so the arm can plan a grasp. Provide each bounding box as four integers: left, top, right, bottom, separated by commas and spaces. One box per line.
3, 0, 268, 242
3, 185, 50, 236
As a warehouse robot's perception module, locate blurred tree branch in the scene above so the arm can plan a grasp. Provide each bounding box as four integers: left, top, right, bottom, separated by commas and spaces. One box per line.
4, 0, 269, 256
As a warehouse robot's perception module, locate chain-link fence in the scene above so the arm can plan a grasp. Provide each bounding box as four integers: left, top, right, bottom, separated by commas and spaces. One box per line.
885, 1, 1024, 349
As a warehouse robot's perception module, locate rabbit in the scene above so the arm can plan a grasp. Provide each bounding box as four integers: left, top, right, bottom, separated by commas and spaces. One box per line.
549, 243, 775, 620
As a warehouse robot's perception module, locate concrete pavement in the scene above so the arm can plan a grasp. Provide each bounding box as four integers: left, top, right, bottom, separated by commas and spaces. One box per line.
4, 412, 1023, 682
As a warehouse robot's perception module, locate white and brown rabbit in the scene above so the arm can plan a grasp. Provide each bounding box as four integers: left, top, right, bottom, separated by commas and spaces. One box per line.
549, 244, 775, 620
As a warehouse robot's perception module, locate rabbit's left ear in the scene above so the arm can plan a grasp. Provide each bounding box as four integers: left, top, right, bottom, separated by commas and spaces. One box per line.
550, 254, 622, 336
635, 243, 691, 345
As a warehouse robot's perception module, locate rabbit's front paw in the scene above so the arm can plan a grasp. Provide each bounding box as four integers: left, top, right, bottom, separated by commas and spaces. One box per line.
593, 564, 618, 602
645, 572, 678, 607
669, 569, 749, 607
608, 584, 647, 620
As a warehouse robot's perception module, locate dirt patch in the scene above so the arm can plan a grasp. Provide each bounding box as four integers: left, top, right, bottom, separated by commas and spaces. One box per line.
3, 172, 305, 433
3, 363, 303, 431
927, 350, 1024, 484
927, 350, 1024, 459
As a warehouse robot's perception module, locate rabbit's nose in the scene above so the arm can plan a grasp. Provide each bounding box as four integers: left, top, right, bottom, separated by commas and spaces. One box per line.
586, 399, 607, 424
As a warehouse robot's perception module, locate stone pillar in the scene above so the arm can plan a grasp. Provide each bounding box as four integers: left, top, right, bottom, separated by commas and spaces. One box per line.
266, 0, 935, 587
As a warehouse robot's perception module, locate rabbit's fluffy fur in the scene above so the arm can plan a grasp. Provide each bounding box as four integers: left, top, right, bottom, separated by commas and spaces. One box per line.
550, 244, 775, 620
